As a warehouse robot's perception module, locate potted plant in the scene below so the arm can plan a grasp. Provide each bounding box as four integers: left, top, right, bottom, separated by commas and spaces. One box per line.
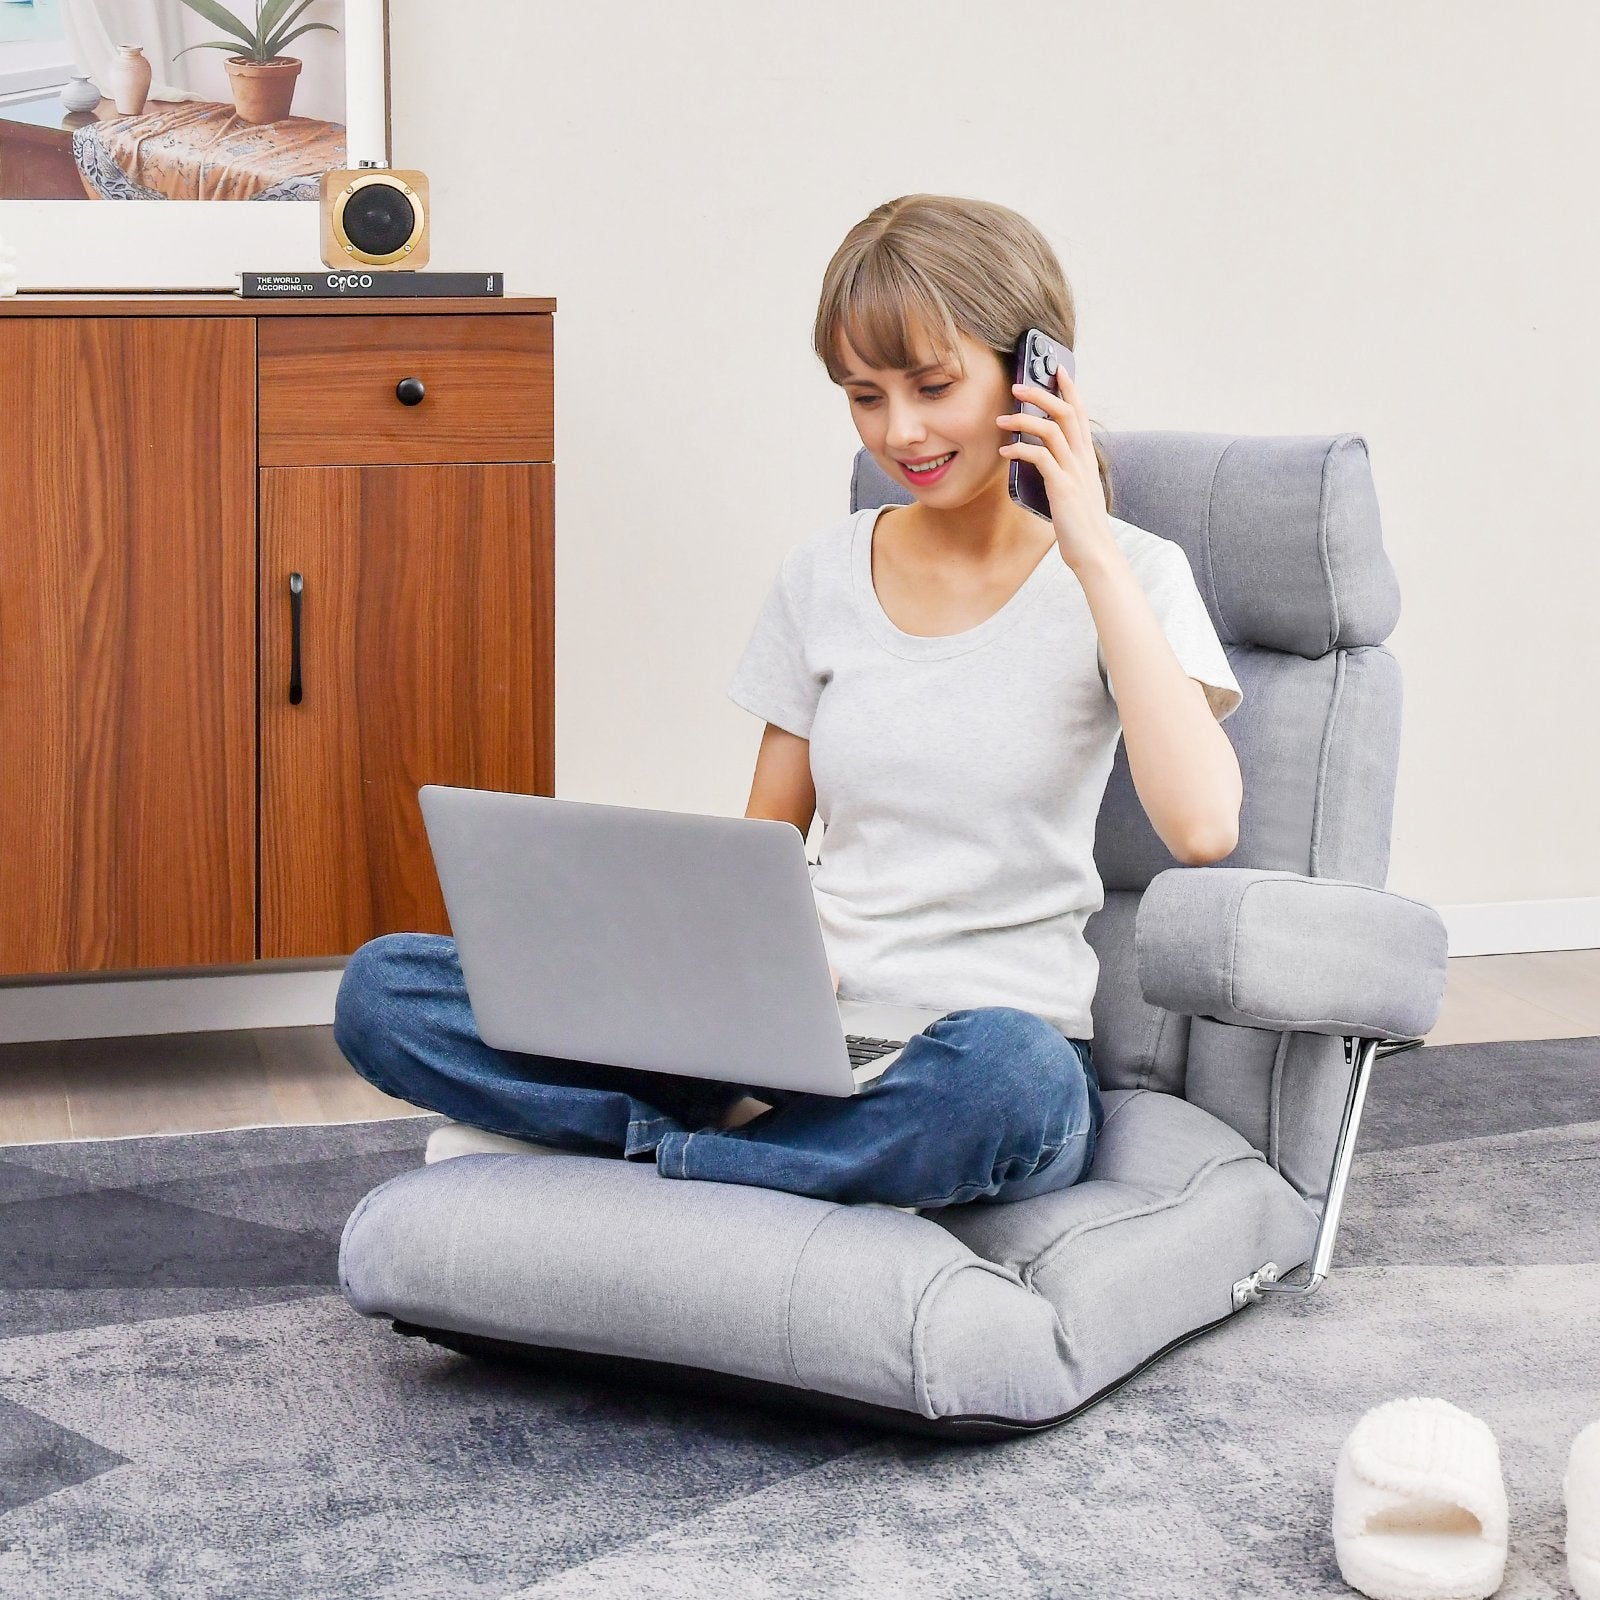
174, 0, 339, 126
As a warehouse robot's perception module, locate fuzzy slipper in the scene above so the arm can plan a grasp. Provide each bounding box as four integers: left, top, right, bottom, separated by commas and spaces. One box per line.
1332, 1396, 1508, 1600
423, 1121, 564, 1164
1568, 1418, 1600, 1600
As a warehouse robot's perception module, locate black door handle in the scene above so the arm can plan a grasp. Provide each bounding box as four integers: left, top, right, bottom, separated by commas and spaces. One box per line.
288, 571, 303, 704
396, 376, 425, 405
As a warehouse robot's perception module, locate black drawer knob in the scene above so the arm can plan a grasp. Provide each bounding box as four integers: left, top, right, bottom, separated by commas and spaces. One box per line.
395, 376, 426, 406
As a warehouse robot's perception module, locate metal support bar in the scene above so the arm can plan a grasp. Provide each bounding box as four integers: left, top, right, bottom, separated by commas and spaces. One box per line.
1236, 1033, 1426, 1304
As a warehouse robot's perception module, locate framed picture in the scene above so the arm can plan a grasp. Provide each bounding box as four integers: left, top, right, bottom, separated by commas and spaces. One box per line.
0, 0, 391, 290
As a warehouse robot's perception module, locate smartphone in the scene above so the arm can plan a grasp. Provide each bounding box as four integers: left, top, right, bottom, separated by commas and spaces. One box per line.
1008, 328, 1077, 521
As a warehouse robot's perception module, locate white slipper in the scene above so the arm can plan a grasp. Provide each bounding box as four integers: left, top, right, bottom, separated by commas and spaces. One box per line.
1568, 1418, 1600, 1600
424, 1122, 565, 1164
1332, 1396, 1508, 1600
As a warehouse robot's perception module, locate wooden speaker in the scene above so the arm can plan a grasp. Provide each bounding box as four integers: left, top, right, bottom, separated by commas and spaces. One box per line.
319, 168, 430, 270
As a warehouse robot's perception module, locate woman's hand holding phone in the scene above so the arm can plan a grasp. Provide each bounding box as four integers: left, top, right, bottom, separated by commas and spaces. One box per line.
999, 331, 1117, 575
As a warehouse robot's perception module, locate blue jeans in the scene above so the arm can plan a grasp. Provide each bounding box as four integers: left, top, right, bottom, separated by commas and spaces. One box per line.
332, 932, 1105, 1212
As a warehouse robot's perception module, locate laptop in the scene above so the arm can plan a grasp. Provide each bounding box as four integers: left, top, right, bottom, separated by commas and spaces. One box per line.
416, 785, 950, 1097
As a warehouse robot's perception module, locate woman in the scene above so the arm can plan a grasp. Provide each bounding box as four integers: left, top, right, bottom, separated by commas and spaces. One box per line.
333, 193, 1244, 1213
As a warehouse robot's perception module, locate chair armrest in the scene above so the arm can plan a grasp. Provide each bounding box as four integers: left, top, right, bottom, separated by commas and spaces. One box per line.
1134, 867, 1448, 1041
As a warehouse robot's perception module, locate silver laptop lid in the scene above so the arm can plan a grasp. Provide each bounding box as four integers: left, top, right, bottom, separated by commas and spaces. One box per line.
417, 784, 863, 1094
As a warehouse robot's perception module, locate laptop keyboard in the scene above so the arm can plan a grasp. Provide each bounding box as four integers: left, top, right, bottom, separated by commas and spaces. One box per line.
846, 1033, 905, 1068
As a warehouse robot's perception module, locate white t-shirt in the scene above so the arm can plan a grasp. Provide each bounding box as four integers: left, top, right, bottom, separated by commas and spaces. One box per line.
726, 505, 1243, 1040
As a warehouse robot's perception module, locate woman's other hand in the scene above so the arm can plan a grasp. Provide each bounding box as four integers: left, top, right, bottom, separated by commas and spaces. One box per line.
829, 964, 841, 995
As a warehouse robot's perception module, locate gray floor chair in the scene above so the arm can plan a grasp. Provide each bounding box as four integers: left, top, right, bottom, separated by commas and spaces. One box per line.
338, 429, 1449, 1439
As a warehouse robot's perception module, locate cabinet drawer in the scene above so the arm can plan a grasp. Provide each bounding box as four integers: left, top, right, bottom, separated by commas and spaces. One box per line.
258, 313, 553, 466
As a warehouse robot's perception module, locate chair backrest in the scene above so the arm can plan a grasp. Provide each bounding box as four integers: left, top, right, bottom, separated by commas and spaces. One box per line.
849, 434, 1403, 1209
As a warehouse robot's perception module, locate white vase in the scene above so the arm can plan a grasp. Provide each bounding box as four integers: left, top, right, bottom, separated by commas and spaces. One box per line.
105, 45, 152, 116
61, 74, 102, 114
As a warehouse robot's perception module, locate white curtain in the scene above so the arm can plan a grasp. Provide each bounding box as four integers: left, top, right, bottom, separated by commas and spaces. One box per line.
60, 0, 205, 101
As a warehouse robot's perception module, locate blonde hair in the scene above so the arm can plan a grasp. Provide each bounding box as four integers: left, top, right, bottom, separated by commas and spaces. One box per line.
813, 193, 1113, 514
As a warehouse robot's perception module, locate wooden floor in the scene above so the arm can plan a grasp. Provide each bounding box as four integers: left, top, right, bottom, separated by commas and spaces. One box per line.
1, 949, 1597, 1147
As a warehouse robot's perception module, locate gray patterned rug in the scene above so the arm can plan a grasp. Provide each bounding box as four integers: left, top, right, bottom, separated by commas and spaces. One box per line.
2, 1034, 1597, 1599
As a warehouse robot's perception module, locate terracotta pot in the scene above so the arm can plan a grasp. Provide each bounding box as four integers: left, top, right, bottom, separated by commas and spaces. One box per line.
224, 55, 302, 124
106, 45, 152, 115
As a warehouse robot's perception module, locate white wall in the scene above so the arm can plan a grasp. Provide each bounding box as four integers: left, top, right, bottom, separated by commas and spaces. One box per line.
424, 0, 1598, 911
3, 0, 1596, 1039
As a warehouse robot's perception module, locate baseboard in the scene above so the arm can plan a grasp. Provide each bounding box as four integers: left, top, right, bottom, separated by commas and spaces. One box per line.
0, 962, 347, 1045
1437, 896, 1600, 958
1, 899, 1596, 1045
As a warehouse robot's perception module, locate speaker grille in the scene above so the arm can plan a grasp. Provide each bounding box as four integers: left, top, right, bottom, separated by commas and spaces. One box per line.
343, 182, 418, 255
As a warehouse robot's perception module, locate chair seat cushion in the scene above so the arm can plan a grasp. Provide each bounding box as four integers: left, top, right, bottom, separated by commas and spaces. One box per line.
340, 1090, 1319, 1429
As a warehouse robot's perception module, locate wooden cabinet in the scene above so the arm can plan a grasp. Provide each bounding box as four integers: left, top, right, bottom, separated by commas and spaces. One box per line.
0, 293, 556, 978
0, 314, 256, 973
259, 462, 553, 957
257, 312, 553, 466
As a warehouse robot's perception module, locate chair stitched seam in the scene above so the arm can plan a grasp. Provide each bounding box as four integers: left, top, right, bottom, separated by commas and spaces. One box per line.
339, 1185, 382, 1298
784, 1207, 846, 1392
1098, 1088, 1142, 1131
1230, 877, 1395, 1033
1019, 1147, 1270, 1285
1145, 926, 1179, 1090
1200, 437, 1236, 643
910, 1254, 1033, 1420
1224, 872, 1247, 1021
1310, 648, 1347, 879
1268, 1027, 1291, 1176
1143, 1002, 1166, 1093
1319, 438, 1344, 649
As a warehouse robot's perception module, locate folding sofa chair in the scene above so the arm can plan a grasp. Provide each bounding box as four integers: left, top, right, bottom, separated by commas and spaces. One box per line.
338, 429, 1449, 1439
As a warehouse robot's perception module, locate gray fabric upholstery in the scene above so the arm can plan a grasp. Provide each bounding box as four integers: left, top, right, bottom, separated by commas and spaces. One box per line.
1136, 867, 1448, 1039
340, 429, 1446, 1431
341, 1088, 1319, 1424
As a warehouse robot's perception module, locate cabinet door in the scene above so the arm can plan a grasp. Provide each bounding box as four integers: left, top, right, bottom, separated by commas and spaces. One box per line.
0, 317, 256, 975
259, 462, 554, 958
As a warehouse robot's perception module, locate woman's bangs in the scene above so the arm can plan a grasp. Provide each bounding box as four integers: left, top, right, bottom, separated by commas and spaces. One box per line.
831, 258, 963, 380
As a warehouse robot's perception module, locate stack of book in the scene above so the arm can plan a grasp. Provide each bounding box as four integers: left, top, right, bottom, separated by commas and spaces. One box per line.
237, 271, 504, 298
